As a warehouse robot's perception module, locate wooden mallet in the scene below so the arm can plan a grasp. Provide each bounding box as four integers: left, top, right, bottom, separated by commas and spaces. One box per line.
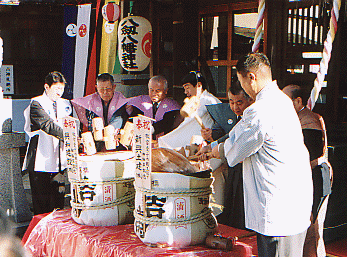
180, 95, 205, 129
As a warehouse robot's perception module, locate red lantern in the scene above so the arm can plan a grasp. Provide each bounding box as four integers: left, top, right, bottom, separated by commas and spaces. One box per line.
102, 2, 121, 23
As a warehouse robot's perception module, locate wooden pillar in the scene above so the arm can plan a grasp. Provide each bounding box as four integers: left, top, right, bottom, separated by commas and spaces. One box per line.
172, 0, 199, 102
265, 0, 286, 87
326, 0, 344, 124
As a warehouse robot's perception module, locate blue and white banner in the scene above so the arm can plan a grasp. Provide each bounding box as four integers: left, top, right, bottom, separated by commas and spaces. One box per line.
62, 5, 78, 100
73, 4, 91, 99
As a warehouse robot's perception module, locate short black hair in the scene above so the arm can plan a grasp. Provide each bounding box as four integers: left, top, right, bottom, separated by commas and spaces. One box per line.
181, 71, 207, 90
288, 84, 310, 105
96, 73, 114, 84
236, 52, 271, 77
228, 80, 250, 99
45, 71, 66, 87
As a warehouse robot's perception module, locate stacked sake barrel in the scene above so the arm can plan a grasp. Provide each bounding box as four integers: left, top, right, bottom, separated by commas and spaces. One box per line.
69, 151, 135, 226
133, 148, 217, 248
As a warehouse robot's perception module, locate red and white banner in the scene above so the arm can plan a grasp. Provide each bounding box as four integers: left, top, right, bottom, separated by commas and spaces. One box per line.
85, 0, 102, 97
73, 4, 91, 99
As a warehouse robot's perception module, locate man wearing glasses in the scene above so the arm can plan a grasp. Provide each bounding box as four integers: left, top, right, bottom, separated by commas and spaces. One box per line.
71, 73, 128, 140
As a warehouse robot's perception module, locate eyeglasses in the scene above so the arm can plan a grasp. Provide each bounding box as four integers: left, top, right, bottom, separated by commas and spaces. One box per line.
97, 87, 114, 93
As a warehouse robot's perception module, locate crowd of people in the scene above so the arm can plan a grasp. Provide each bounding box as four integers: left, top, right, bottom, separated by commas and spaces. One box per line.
21, 52, 332, 256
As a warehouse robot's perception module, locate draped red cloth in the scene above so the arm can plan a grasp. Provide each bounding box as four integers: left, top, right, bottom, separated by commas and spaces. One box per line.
23, 209, 258, 257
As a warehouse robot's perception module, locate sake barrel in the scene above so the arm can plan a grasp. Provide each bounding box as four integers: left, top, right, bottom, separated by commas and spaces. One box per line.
70, 151, 135, 226
134, 172, 217, 248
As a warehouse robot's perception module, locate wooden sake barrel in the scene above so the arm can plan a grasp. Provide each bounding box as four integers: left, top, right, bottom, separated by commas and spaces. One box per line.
69, 151, 135, 226
133, 172, 217, 248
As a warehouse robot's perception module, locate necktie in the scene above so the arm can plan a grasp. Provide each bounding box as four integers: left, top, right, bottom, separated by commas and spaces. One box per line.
237, 116, 241, 122
53, 101, 57, 118
53, 100, 61, 172
153, 102, 158, 117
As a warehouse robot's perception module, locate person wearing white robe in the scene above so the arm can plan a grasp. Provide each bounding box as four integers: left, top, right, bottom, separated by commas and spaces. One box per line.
210, 53, 313, 256
158, 71, 224, 216
23, 72, 72, 215
158, 71, 220, 150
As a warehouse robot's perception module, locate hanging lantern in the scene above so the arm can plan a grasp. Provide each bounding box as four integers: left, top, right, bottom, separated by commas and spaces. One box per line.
102, 2, 121, 23
118, 16, 152, 72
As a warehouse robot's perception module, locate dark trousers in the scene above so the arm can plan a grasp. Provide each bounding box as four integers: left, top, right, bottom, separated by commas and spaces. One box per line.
28, 170, 65, 215
257, 229, 307, 257
217, 163, 245, 230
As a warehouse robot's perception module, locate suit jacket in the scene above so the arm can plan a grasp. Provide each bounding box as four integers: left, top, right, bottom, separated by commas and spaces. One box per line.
23, 93, 72, 172
206, 103, 245, 228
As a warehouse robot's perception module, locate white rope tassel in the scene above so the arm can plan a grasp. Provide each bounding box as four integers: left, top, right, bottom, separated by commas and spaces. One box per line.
252, 0, 265, 53
307, 0, 341, 110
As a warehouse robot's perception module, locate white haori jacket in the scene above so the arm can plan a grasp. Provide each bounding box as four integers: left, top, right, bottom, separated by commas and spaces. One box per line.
223, 81, 313, 236
158, 90, 224, 215
23, 93, 72, 172
158, 90, 221, 150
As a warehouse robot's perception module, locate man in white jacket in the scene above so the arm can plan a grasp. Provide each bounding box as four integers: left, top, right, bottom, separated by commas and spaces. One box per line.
158, 71, 221, 149
158, 71, 223, 216
209, 53, 313, 256
23, 71, 72, 215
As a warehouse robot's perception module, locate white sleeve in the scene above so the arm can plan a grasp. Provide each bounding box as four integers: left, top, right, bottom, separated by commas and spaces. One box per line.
223, 107, 264, 167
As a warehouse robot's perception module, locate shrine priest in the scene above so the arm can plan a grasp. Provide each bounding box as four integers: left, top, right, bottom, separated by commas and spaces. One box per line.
157, 71, 223, 216
158, 71, 221, 149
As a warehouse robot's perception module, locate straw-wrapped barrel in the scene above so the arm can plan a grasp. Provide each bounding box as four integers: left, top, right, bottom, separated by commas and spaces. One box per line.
69, 151, 135, 226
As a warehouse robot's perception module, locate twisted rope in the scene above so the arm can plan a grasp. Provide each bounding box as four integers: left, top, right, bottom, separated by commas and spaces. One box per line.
134, 208, 213, 226
71, 191, 135, 210
307, 0, 341, 110
69, 177, 134, 186
252, 0, 265, 52
134, 184, 212, 197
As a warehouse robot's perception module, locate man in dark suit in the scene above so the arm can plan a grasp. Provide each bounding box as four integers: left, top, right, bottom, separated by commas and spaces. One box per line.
201, 80, 252, 144
23, 71, 72, 215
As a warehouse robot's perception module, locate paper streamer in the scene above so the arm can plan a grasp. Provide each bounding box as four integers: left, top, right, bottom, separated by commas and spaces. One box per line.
307, 0, 341, 110
73, 4, 92, 99
252, 0, 265, 53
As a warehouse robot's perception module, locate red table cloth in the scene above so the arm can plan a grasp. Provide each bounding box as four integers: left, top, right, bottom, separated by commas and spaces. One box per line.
23, 209, 257, 257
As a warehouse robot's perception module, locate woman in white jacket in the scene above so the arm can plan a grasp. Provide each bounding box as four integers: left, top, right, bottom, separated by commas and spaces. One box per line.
22, 71, 72, 215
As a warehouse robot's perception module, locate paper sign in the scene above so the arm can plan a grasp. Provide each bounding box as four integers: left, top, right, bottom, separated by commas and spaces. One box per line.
62, 116, 79, 179
0, 65, 14, 95
133, 115, 152, 189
